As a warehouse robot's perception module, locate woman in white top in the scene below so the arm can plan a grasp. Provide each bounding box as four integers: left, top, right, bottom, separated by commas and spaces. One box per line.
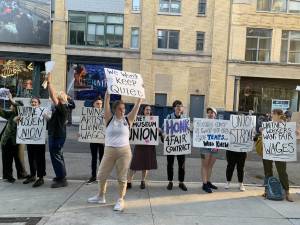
88, 90, 142, 211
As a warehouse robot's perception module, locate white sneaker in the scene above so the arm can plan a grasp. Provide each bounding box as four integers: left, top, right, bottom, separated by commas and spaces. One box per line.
224, 182, 230, 189
87, 195, 106, 204
239, 183, 246, 192
113, 198, 125, 211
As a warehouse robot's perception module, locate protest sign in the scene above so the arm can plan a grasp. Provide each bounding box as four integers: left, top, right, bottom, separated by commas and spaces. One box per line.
78, 107, 105, 143
229, 115, 256, 152
291, 112, 300, 139
262, 122, 297, 162
0, 88, 9, 100
104, 68, 145, 98
163, 118, 191, 155
45, 61, 55, 74
17, 107, 46, 144
129, 116, 159, 145
193, 118, 230, 150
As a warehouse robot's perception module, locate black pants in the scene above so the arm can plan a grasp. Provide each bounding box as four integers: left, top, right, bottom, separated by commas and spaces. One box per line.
226, 151, 247, 183
2, 141, 24, 179
27, 144, 46, 178
167, 155, 185, 182
90, 143, 104, 178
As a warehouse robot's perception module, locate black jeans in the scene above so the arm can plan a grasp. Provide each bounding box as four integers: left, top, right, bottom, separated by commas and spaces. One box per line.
90, 143, 104, 178
167, 155, 185, 182
2, 140, 24, 179
27, 144, 46, 178
226, 151, 247, 183
49, 136, 66, 180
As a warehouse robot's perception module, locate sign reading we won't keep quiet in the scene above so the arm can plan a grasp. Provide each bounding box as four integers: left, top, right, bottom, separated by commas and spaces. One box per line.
104, 68, 145, 98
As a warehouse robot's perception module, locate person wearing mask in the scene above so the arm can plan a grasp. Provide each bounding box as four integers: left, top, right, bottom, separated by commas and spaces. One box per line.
88, 91, 142, 211
164, 100, 188, 191
46, 73, 69, 188
127, 105, 158, 190
0, 93, 27, 183
201, 107, 219, 193
22, 97, 46, 187
86, 96, 105, 185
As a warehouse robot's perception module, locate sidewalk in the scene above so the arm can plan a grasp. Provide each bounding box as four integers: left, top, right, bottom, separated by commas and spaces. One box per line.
0, 179, 300, 225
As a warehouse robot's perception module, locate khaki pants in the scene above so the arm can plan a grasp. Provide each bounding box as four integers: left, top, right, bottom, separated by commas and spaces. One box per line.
97, 146, 132, 199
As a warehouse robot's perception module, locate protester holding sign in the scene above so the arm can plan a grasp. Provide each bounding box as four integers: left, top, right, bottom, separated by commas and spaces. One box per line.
261, 109, 293, 202
200, 107, 219, 193
0, 93, 28, 183
127, 105, 158, 190
88, 90, 142, 211
46, 73, 69, 188
22, 97, 46, 187
86, 97, 105, 185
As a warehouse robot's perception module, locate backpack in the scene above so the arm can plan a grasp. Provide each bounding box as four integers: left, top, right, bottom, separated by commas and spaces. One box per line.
265, 176, 284, 201
255, 135, 263, 157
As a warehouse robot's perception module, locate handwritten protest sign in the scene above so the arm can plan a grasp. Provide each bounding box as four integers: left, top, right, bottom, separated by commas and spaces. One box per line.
17, 107, 46, 144
0, 88, 9, 100
229, 115, 256, 152
104, 68, 145, 98
291, 112, 300, 139
78, 107, 105, 143
163, 118, 191, 155
262, 122, 297, 162
130, 116, 159, 145
193, 118, 230, 150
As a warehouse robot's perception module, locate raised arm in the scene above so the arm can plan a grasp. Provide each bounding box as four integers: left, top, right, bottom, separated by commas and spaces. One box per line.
127, 98, 142, 125
104, 91, 112, 124
47, 73, 59, 105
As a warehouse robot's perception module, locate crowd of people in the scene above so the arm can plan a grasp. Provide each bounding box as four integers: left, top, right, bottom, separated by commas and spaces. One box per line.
0, 72, 296, 212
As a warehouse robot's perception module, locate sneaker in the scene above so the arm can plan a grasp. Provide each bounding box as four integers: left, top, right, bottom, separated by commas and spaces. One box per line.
202, 183, 213, 193
23, 176, 36, 184
239, 183, 246, 192
207, 181, 218, 190
224, 182, 230, 189
140, 181, 145, 190
113, 199, 125, 211
6, 177, 16, 183
86, 177, 97, 185
18, 174, 30, 180
51, 179, 68, 188
87, 195, 106, 204
32, 178, 44, 188
167, 181, 173, 190
127, 182, 132, 189
179, 182, 188, 191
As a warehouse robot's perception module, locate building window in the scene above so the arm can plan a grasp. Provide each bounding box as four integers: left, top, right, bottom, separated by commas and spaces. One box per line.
196, 32, 205, 51
281, 31, 300, 64
132, 0, 140, 11
155, 93, 167, 106
289, 0, 300, 13
131, 27, 139, 48
68, 12, 124, 48
198, 0, 206, 15
157, 30, 179, 49
257, 0, 300, 13
245, 28, 272, 62
159, 0, 181, 14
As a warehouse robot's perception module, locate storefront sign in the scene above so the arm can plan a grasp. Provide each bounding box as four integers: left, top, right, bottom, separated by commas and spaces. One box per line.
271, 99, 290, 112
0, 60, 33, 78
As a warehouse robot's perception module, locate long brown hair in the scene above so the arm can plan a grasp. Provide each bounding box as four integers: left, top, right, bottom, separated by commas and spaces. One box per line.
272, 109, 285, 121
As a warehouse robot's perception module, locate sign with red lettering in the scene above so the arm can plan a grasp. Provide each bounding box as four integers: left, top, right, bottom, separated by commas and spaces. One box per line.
104, 68, 145, 98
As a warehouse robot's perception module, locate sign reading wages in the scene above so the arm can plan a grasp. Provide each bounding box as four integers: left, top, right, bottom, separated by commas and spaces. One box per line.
262, 122, 297, 162
193, 118, 230, 150
17, 107, 46, 144
104, 68, 145, 98
163, 118, 191, 155
230, 115, 256, 152
130, 116, 159, 145
78, 107, 105, 143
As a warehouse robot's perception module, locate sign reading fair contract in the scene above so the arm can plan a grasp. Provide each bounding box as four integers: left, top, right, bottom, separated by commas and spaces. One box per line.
163, 118, 191, 155
104, 68, 145, 98
130, 116, 159, 145
17, 107, 47, 144
79, 107, 105, 143
193, 118, 230, 150
262, 122, 297, 162
230, 115, 256, 152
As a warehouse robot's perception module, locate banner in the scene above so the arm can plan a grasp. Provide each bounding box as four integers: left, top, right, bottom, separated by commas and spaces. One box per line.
104, 68, 145, 98
193, 118, 230, 150
16, 107, 46, 144
229, 115, 256, 152
262, 122, 297, 162
163, 118, 191, 155
78, 107, 105, 143
291, 112, 300, 139
129, 116, 159, 145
